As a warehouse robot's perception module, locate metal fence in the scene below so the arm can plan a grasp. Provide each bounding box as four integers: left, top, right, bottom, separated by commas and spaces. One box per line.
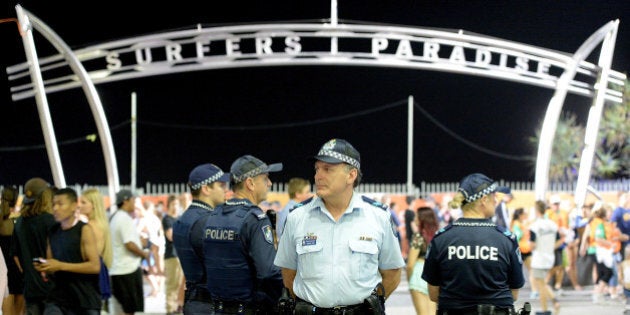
6, 178, 628, 197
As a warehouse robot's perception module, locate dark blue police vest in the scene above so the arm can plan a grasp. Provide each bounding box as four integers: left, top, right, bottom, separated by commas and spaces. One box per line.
172, 203, 212, 287
203, 199, 262, 301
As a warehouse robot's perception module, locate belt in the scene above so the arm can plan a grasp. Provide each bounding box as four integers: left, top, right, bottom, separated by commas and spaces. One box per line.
186, 287, 213, 302
295, 300, 364, 315
439, 306, 513, 315
214, 300, 257, 315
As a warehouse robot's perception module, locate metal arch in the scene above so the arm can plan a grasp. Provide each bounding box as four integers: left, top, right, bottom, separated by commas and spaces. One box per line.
573, 20, 619, 209
15, 6, 65, 188
534, 20, 619, 202
15, 5, 120, 203
7, 23, 625, 102
8, 7, 625, 201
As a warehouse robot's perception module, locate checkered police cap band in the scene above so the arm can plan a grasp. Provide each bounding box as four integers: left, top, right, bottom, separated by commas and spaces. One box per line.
233, 163, 268, 183
459, 182, 498, 204
317, 149, 361, 169
190, 170, 227, 190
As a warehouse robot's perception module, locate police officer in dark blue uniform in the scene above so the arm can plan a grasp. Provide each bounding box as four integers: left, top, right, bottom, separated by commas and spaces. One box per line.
173, 163, 231, 315
203, 155, 284, 314
422, 173, 525, 315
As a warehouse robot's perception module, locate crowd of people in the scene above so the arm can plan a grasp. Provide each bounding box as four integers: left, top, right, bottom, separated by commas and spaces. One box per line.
386, 183, 630, 315
0, 137, 628, 315
0, 138, 406, 315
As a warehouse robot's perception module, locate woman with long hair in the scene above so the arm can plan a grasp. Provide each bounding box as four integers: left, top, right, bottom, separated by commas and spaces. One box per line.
79, 188, 113, 311
407, 206, 439, 315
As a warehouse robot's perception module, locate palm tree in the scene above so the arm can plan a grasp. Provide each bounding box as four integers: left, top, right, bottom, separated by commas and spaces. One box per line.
530, 77, 629, 181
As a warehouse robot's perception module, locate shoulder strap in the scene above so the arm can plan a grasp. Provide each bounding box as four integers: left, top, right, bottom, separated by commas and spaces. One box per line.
108, 210, 119, 223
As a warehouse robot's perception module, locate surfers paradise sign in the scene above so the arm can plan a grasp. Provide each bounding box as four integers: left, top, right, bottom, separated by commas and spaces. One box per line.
8, 23, 624, 102
7, 4, 626, 208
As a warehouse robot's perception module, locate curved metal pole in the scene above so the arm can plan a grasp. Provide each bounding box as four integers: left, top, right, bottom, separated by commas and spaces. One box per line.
534, 20, 618, 201
15, 6, 66, 187
574, 20, 619, 209
18, 5, 120, 203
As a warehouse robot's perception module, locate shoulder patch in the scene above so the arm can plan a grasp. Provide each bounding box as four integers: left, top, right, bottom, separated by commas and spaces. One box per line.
261, 225, 274, 244
361, 196, 388, 211
289, 197, 314, 213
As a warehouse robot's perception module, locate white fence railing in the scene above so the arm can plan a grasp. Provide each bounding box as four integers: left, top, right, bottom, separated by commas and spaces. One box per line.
4, 179, 628, 197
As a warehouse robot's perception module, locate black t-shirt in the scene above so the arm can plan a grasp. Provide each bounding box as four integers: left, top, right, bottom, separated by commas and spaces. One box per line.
162, 214, 178, 259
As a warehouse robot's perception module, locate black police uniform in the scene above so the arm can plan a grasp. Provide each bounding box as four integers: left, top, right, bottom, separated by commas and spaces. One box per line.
422, 218, 525, 314
203, 198, 283, 314
172, 200, 215, 311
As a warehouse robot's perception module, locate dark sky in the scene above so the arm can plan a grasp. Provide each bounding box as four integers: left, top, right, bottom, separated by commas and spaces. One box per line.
1, 1, 629, 186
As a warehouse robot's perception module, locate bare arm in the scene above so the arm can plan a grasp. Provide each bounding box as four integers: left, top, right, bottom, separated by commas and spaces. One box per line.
511, 288, 519, 301
35, 224, 100, 274
428, 284, 440, 302
281, 268, 297, 297
379, 268, 401, 298
125, 241, 148, 260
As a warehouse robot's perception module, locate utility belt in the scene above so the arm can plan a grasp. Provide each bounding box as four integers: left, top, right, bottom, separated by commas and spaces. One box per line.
185, 286, 213, 302
213, 299, 257, 315
294, 299, 364, 315
438, 305, 514, 315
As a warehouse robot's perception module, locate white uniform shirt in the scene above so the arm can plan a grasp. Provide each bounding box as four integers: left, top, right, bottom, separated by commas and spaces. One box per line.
274, 193, 405, 308
109, 210, 143, 275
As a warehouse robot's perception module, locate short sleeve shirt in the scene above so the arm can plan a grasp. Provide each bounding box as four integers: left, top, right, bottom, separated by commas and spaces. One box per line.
109, 210, 142, 275
274, 193, 405, 308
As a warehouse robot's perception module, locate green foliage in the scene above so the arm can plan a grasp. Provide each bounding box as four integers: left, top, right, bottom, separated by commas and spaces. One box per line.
530, 77, 629, 181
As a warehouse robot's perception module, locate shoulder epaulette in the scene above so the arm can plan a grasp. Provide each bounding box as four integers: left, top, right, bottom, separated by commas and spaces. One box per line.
432, 223, 453, 239
496, 225, 517, 242
289, 197, 314, 213
361, 196, 388, 211
248, 206, 267, 221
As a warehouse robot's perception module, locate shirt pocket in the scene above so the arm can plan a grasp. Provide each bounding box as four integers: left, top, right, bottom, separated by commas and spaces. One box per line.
349, 239, 379, 280
296, 241, 324, 280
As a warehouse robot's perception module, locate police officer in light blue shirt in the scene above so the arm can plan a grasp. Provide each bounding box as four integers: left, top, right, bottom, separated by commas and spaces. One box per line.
274, 138, 405, 313
203, 155, 283, 314
421, 173, 525, 315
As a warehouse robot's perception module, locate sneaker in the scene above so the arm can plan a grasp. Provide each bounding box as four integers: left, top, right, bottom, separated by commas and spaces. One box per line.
530, 291, 539, 299
555, 288, 564, 296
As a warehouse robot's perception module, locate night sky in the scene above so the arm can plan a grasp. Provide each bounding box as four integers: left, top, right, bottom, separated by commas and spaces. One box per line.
1, 1, 629, 186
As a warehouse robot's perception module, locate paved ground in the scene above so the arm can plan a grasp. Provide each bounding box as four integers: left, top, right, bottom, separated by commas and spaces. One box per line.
134, 273, 629, 315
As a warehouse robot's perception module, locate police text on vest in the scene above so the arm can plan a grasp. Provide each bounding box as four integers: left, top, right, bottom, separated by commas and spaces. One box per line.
448, 245, 498, 260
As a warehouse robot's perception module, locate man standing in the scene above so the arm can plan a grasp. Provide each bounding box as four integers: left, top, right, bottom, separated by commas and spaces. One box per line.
203, 155, 284, 314
494, 193, 513, 230
109, 189, 149, 315
172, 163, 230, 314
35, 188, 101, 314
275, 138, 405, 313
276, 177, 312, 239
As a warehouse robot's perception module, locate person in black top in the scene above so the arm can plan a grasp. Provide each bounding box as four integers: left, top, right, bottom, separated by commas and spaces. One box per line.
162, 195, 184, 314
421, 173, 525, 315
34, 187, 101, 314
11, 177, 57, 315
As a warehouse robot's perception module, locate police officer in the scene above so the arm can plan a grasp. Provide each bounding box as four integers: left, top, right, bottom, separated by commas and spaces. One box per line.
203, 155, 283, 314
421, 173, 525, 315
274, 138, 405, 314
173, 163, 230, 314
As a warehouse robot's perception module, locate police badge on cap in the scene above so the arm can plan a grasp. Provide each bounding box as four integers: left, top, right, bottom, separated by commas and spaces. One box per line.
313, 138, 361, 170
